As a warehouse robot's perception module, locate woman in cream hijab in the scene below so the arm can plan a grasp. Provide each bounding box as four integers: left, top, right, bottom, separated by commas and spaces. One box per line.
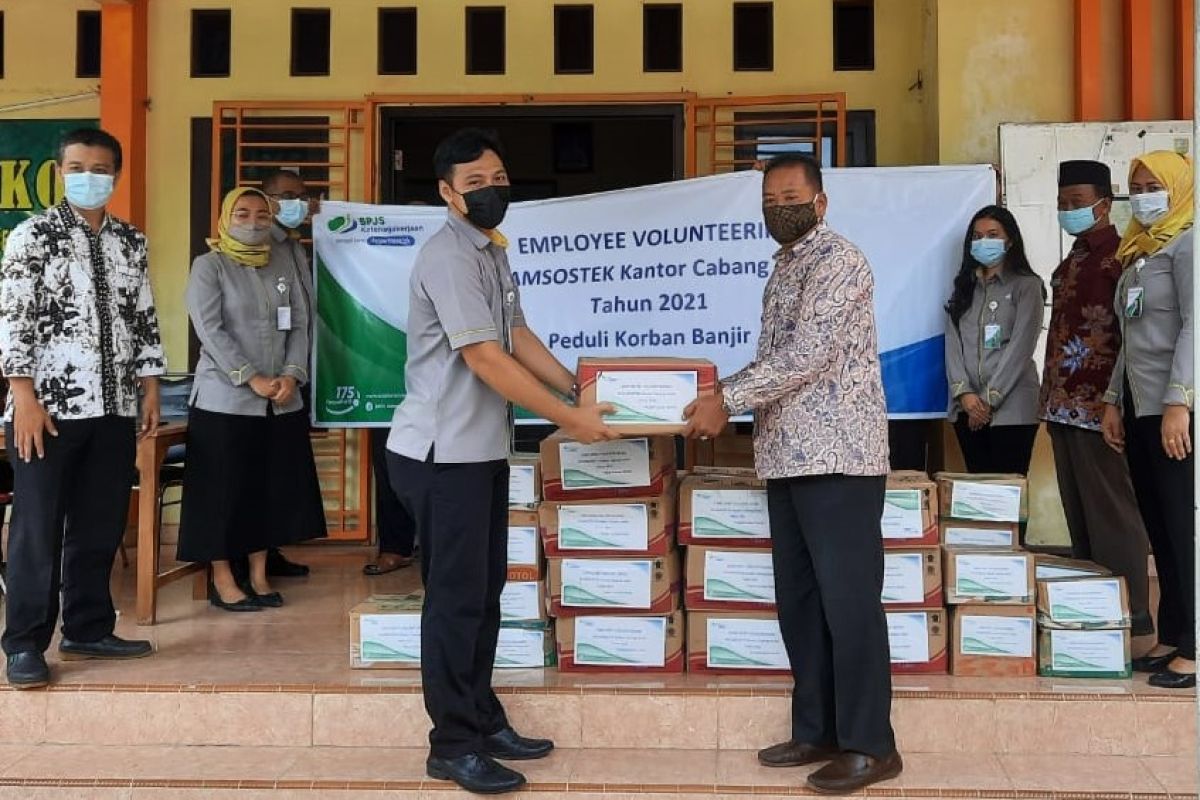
177, 188, 326, 612
1101, 151, 1195, 688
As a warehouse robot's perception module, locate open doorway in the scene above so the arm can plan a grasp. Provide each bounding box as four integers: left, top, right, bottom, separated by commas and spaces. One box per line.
378, 104, 685, 204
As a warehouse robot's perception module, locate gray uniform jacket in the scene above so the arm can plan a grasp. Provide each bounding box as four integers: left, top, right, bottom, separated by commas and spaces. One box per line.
945, 268, 1045, 426
186, 246, 311, 416
1104, 228, 1194, 416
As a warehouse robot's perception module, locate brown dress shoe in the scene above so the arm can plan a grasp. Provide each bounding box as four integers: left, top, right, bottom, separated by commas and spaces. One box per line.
807, 750, 903, 793
757, 740, 839, 768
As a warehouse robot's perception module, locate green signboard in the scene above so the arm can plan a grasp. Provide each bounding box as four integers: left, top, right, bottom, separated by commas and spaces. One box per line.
0, 119, 97, 254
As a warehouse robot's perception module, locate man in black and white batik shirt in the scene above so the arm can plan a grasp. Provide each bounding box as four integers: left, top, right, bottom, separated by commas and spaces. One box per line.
0, 128, 165, 689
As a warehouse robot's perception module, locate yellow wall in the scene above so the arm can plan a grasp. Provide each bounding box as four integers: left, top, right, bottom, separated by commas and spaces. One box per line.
0, 0, 99, 119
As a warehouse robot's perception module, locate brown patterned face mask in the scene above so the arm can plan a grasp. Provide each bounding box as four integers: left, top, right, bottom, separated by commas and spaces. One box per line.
763, 202, 819, 245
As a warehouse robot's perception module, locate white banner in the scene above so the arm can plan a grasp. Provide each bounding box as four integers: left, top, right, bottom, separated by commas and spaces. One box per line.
314, 166, 996, 425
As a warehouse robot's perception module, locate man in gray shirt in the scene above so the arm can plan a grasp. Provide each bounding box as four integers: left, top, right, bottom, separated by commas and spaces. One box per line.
386, 129, 615, 795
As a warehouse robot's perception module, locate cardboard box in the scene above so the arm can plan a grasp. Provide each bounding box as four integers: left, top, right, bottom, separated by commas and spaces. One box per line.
882, 547, 943, 608
950, 604, 1037, 677
694, 432, 756, 469
888, 608, 949, 674
509, 456, 541, 508
939, 520, 1020, 550
556, 610, 685, 673
500, 580, 548, 623
934, 472, 1028, 523
540, 492, 676, 557
1036, 576, 1131, 629
496, 622, 556, 669
944, 548, 1036, 605
1037, 628, 1132, 679
685, 546, 777, 611
507, 509, 543, 581
547, 552, 681, 617
687, 611, 790, 675
1034, 554, 1113, 582
349, 593, 423, 670
882, 472, 939, 547
540, 432, 677, 502
677, 471, 771, 549
576, 356, 718, 436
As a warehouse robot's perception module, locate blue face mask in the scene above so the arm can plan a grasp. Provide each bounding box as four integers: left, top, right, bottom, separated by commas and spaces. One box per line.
63, 172, 115, 211
970, 238, 1007, 267
1058, 200, 1101, 235
275, 198, 308, 229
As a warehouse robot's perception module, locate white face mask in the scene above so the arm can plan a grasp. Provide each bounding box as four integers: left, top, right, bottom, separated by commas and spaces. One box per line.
1130, 190, 1170, 226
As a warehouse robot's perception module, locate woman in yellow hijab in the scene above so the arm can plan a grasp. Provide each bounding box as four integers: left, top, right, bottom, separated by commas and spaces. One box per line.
1101, 151, 1195, 688
178, 186, 327, 613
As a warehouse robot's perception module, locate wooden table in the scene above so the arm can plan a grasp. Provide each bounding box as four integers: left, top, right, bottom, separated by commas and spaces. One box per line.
135, 421, 200, 625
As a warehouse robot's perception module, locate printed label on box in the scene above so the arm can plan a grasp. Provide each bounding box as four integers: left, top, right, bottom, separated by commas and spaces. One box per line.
508, 526, 539, 565
574, 616, 666, 667
561, 559, 653, 608
691, 489, 771, 540
495, 628, 547, 668
703, 550, 776, 603
359, 614, 421, 664
1037, 565, 1096, 581
706, 617, 789, 669
955, 554, 1030, 599
559, 439, 651, 490
960, 615, 1034, 658
500, 582, 542, 621
887, 611, 932, 664
882, 553, 926, 604
881, 489, 925, 539
1046, 579, 1124, 624
1049, 629, 1126, 673
558, 504, 649, 551
509, 465, 538, 506
950, 481, 1022, 522
596, 370, 698, 425
944, 526, 1014, 548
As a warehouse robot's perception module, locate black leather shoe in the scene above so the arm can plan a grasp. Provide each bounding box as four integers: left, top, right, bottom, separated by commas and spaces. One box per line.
59, 635, 153, 661
1149, 668, 1197, 689
250, 591, 284, 608
6, 652, 49, 689
758, 739, 839, 767
427, 753, 526, 794
209, 580, 263, 613
267, 549, 309, 577
808, 750, 903, 794
483, 726, 555, 761
1133, 650, 1178, 673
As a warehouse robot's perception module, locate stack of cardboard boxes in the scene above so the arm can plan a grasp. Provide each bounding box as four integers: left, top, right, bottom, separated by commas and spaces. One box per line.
500, 456, 556, 669
679, 468, 789, 675
1036, 563, 1133, 679
937, 473, 1038, 677
881, 471, 948, 674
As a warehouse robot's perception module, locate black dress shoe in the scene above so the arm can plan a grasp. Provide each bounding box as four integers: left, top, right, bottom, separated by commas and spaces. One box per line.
1133, 650, 1178, 673
483, 726, 555, 761
427, 753, 526, 794
250, 591, 284, 608
59, 635, 153, 661
209, 580, 263, 613
267, 549, 309, 577
6, 652, 49, 689
758, 739, 839, 767
808, 750, 904, 794
1149, 668, 1197, 689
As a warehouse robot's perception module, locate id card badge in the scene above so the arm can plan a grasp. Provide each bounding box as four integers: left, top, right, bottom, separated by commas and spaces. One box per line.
983, 323, 1003, 350
277, 305, 293, 331
1124, 286, 1144, 319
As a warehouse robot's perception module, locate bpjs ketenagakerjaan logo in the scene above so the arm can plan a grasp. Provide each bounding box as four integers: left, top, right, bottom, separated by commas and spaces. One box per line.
325, 384, 360, 416
325, 215, 420, 246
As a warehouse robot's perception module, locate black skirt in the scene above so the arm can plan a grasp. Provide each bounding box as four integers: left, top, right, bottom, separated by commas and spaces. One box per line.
177, 406, 327, 563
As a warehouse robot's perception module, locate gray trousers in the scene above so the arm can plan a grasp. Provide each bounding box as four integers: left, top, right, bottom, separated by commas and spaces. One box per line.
1048, 422, 1152, 629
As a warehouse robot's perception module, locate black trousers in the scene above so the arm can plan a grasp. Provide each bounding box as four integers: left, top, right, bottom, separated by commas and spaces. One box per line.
766, 473, 895, 760
387, 450, 509, 757
953, 416, 1039, 475
2, 416, 135, 656
370, 429, 415, 557
887, 420, 931, 472
1124, 411, 1196, 659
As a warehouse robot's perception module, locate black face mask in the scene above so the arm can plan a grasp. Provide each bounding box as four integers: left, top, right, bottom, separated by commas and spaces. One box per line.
458, 185, 511, 230
763, 201, 819, 245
